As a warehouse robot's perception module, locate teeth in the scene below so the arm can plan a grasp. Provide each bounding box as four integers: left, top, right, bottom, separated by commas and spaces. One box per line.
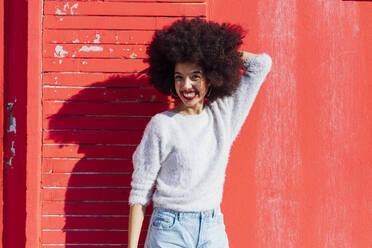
183, 92, 196, 98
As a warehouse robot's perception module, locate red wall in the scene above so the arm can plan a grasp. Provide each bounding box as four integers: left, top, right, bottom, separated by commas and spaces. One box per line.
2, 0, 372, 247
208, 0, 372, 247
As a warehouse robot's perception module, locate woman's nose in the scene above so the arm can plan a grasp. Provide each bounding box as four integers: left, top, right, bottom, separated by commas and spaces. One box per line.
183, 77, 193, 89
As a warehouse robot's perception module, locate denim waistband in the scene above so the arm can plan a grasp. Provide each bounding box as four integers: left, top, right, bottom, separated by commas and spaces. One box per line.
154, 205, 221, 218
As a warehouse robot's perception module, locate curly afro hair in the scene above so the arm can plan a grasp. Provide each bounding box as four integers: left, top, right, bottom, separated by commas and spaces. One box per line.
145, 17, 245, 104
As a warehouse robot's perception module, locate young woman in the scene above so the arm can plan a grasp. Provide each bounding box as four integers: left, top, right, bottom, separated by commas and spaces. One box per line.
128, 18, 272, 248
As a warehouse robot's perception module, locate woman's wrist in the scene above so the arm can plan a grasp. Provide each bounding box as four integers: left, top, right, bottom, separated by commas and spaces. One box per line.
239, 50, 259, 62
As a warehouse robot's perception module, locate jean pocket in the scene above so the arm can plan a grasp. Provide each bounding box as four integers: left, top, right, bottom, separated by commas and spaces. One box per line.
151, 209, 176, 231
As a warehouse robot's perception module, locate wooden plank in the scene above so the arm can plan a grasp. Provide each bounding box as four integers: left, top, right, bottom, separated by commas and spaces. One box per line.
41, 230, 148, 244
43, 130, 142, 144
45, 1, 206, 17
44, 44, 147, 59
43, 73, 151, 87
43, 87, 166, 102
43, 115, 150, 130
43, 101, 170, 116
42, 216, 151, 230
42, 173, 132, 187
42, 159, 134, 173
42, 144, 135, 159
42, 188, 130, 201
43, 58, 148, 73
44, 30, 154, 45
47, 0, 205, 2
44, 15, 182, 30
42, 201, 154, 215
42, 201, 129, 215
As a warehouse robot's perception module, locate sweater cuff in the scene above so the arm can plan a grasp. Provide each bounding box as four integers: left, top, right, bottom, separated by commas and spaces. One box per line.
128, 189, 152, 207
243, 53, 272, 75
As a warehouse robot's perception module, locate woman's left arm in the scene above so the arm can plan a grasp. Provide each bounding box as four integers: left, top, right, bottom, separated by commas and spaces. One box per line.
224, 51, 273, 141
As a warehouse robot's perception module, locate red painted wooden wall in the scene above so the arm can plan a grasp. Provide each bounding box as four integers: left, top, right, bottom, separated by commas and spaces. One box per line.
2, 0, 372, 247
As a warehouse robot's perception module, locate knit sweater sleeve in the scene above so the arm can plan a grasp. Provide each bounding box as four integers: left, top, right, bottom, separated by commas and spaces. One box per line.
128, 116, 163, 206
220, 53, 272, 141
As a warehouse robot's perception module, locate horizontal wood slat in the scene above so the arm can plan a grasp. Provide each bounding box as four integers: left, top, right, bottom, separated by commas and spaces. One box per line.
42, 188, 130, 201
44, 30, 154, 45
43, 130, 142, 144
42, 159, 134, 173
47, 0, 205, 2
43, 145, 136, 158
42, 201, 150, 215
43, 73, 151, 87
43, 58, 147, 73
45, 1, 205, 16
44, 16, 182, 30
43, 87, 166, 102
44, 115, 150, 130
42, 202, 154, 215
41, 230, 148, 244
44, 44, 147, 59
43, 101, 170, 116
42, 173, 132, 187
42, 216, 152, 230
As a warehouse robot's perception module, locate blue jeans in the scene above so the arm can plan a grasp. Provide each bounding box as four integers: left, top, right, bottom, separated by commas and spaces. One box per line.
144, 206, 229, 248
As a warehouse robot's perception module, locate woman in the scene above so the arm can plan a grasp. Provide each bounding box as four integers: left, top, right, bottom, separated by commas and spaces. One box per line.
128, 18, 272, 248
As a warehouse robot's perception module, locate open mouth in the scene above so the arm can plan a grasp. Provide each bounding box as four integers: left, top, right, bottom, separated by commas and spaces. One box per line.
182, 91, 198, 100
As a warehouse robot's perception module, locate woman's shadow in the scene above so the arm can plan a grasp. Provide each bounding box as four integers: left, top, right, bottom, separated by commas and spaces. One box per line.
45, 71, 173, 246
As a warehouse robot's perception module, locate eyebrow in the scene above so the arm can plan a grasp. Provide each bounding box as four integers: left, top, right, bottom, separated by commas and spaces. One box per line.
174, 70, 202, 75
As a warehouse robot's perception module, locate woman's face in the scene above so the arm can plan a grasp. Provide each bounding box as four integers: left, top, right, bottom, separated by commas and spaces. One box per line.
174, 62, 210, 111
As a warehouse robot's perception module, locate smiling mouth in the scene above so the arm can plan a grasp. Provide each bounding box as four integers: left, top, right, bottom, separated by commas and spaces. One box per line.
182, 91, 197, 100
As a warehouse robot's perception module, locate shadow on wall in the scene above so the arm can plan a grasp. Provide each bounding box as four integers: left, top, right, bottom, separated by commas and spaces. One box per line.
46, 72, 172, 246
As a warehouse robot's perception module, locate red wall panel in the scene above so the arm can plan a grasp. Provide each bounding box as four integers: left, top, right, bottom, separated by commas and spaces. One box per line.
208, 0, 372, 247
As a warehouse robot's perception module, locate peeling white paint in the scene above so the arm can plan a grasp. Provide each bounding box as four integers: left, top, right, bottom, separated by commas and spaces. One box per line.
59, 59, 62, 64
63, 2, 69, 12
55, 7, 66, 15
52, 41, 57, 43
72, 52, 76, 58
93, 33, 101, 44
82, 61, 88, 65
79, 45, 103, 52
54, 45, 68, 58
109, 48, 113, 53
72, 39, 80, 43
129, 53, 138, 59
8, 141, 15, 165
70, 3, 78, 15
7, 100, 16, 134
59, 17, 63, 22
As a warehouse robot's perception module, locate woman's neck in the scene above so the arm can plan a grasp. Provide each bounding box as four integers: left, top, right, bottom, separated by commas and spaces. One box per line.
173, 102, 205, 115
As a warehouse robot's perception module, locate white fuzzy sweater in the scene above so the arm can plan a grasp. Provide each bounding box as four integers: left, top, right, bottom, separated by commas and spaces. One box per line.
129, 53, 272, 211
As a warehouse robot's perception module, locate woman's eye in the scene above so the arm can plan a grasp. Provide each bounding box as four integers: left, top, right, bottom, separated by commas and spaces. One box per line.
192, 75, 201, 80
175, 76, 182, 80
